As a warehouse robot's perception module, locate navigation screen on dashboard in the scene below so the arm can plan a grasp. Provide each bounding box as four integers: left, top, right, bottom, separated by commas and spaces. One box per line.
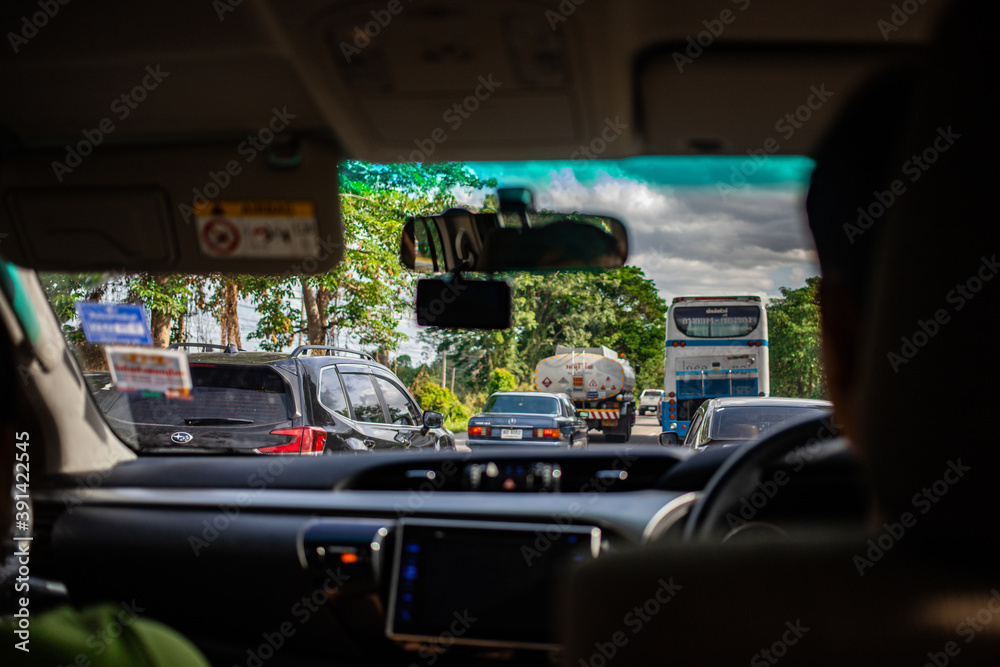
386, 519, 602, 649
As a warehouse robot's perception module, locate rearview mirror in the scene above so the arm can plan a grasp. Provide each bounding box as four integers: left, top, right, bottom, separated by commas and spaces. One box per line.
401, 208, 628, 273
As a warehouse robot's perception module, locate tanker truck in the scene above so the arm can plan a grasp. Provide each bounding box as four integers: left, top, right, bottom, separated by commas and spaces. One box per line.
533, 345, 636, 442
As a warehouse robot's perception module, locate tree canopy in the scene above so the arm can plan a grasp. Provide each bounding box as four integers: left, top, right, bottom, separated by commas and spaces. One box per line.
422, 266, 667, 397
766, 277, 826, 399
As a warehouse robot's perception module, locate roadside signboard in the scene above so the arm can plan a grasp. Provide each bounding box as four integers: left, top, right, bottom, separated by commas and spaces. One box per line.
76, 302, 154, 346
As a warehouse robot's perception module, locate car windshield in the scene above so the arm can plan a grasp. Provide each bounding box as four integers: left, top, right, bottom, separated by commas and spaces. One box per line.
37, 155, 821, 454
482, 395, 560, 415
710, 405, 830, 441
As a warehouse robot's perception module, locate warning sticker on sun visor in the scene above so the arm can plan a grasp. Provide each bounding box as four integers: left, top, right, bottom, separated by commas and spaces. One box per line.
194, 201, 319, 259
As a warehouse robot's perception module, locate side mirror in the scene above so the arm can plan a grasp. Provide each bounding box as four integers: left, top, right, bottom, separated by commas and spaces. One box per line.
658, 432, 679, 446
420, 410, 445, 435
577, 410, 590, 420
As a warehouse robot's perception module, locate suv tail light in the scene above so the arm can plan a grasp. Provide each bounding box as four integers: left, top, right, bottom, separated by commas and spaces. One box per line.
258, 427, 327, 455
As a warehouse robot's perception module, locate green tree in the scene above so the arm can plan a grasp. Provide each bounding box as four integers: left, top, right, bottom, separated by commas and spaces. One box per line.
38, 272, 108, 343
245, 161, 497, 352
766, 277, 826, 398
486, 368, 517, 394
391, 354, 420, 387
423, 266, 667, 395
411, 381, 468, 422
40, 271, 194, 357
128, 274, 195, 347
38, 272, 114, 369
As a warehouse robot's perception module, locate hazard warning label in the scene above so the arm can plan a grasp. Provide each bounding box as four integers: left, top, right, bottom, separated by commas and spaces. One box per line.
541, 377, 552, 387
195, 200, 319, 258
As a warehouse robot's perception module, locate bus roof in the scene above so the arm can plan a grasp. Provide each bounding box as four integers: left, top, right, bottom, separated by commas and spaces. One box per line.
671, 296, 761, 303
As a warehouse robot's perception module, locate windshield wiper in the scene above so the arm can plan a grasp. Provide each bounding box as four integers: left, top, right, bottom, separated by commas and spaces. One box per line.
183, 417, 254, 426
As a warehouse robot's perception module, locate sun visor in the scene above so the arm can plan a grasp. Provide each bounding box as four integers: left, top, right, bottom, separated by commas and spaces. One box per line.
0, 137, 342, 274
638, 45, 921, 156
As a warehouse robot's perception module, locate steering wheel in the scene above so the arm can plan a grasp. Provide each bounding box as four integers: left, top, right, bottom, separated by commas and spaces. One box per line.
682, 414, 848, 542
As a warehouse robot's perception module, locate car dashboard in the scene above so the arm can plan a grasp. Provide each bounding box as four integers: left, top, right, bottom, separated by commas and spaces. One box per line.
22, 442, 866, 666
25, 447, 717, 666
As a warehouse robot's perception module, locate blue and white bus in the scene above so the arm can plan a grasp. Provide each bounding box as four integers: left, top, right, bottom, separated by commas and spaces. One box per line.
660, 296, 769, 442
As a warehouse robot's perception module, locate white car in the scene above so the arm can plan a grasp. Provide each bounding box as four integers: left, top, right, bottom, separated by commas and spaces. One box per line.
638, 389, 664, 415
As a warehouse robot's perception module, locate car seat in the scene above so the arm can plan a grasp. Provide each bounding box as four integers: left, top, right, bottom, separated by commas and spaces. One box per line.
561, 1, 1000, 664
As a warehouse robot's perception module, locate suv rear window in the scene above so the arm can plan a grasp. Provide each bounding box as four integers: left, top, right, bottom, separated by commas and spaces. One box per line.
103, 364, 294, 426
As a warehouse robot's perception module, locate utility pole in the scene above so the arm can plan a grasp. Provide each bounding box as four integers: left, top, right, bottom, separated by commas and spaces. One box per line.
451, 367, 456, 393
441, 351, 447, 388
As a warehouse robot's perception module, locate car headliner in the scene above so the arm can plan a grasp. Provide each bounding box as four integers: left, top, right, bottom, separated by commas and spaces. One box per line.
0, 0, 944, 163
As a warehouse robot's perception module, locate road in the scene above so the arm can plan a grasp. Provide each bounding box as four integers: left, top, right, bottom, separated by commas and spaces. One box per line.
453, 413, 665, 448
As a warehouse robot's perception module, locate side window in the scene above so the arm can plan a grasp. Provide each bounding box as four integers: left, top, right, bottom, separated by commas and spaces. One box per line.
564, 398, 577, 417
375, 376, 421, 426
319, 368, 350, 418
698, 410, 715, 446
341, 373, 386, 423
685, 408, 704, 447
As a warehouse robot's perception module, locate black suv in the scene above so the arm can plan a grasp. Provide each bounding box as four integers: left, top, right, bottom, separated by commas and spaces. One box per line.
94, 344, 454, 454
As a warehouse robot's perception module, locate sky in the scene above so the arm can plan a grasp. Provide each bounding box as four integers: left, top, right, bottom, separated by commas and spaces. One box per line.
465, 156, 818, 304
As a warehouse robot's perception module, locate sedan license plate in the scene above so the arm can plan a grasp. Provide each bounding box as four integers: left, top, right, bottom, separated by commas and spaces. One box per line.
500, 428, 522, 440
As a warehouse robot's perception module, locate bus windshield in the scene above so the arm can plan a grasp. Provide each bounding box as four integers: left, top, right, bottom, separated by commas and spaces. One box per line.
673, 306, 761, 338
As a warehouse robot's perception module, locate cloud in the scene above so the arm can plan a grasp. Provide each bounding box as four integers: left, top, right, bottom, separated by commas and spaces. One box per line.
524, 168, 818, 301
